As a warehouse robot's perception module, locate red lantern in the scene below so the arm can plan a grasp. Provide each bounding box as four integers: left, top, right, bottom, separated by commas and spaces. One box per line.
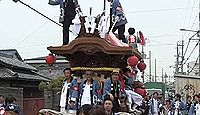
45, 54, 56, 66
127, 55, 139, 67
137, 61, 146, 72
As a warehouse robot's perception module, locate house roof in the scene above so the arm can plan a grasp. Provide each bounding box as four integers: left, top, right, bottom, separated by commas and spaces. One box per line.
24, 55, 68, 64
0, 55, 37, 71
0, 68, 50, 81
0, 49, 23, 61
0, 49, 50, 81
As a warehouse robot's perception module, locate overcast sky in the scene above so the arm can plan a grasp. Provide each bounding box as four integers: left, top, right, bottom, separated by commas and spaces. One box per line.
0, 0, 199, 80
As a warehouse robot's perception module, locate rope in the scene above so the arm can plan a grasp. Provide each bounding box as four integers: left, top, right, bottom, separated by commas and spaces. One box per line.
71, 67, 119, 71
18, 0, 63, 27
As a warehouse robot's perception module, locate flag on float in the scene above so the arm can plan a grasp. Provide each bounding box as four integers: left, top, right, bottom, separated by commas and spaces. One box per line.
136, 31, 145, 46
136, 32, 141, 43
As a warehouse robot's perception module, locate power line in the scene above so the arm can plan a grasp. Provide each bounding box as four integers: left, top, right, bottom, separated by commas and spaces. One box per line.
13, 0, 63, 27
183, 40, 199, 65
147, 34, 179, 39
186, 0, 198, 30
146, 44, 175, 47
14, 21, 49, 47
184, 24, 198, 42
182, 0, 198, 41
125, 7, 198, 14
182, 0, 191, 28
188, 56, 199, 74
183, 32, 198, 60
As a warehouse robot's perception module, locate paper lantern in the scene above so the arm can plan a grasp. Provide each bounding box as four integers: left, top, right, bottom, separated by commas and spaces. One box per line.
127, 55, 139, 67
45, 54, 56, 66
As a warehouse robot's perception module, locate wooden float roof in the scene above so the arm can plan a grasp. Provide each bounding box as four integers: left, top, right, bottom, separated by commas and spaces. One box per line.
47, 37, 142, 59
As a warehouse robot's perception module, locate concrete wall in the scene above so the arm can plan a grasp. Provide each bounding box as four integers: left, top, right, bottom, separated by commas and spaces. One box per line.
44, 89, 60, 111
175, 77, 200, 98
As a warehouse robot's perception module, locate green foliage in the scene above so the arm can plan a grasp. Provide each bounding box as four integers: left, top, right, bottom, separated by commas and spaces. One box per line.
39, 76, 65, 90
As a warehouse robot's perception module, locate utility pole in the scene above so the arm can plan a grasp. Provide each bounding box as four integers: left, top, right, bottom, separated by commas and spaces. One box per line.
155, 59, 157, 82
198, 0, 200, 76
162, 68, 164, 82
175, 41, 184, 74
141, 46, 145, 82
181, 40, 184, 74
175, 42, 179, 74
149, 51, 152, 82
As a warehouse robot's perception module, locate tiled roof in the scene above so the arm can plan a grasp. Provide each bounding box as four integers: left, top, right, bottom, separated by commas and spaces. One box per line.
0, 68, 16, 79
0, 49, 23, 61
0, 68, 50, 81
17, 72, 50, 81
0, 56, 37, 71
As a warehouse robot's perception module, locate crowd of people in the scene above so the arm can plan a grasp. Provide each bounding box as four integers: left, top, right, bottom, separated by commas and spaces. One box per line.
42, 67, 145, 115
1, 70, 200, 115
0, 95, 20, 115
50, 67, 144, 115
38, 67, 200, 115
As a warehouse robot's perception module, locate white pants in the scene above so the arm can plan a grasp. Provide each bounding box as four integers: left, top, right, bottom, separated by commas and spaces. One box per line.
125, 90, 143, 106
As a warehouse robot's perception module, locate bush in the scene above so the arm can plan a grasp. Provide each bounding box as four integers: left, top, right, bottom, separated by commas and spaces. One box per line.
39, 76, 65, 90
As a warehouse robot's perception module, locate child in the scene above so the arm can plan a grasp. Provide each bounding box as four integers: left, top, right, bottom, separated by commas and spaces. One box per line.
126, 28, 137, 49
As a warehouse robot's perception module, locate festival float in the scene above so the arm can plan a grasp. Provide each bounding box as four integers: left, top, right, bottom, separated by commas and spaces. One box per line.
47, 10, 145, 76
45, 1, 147, 114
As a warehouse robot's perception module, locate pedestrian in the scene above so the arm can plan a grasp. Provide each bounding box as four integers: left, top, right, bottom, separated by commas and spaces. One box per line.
59, 68, 78, 113
186, 95, 192, 115
148, 92, 162, 115
0, 94, 5, 115
5, 96, 20, 115
169, 93, 186, 115
107, 0, 128, 43
188, 94, 200, 115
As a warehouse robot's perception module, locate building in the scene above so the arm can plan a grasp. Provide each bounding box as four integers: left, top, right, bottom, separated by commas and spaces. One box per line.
174, 74, 200, 99
0, 49, 50, 114
24, 55, 69, 79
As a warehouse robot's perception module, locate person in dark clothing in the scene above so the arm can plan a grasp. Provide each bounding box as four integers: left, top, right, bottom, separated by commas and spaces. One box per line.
107, 0, 127, 43
103, 69, 124, 113
63, 0, 79, 45
186, 95, 192, 115
5, 96, 20, 115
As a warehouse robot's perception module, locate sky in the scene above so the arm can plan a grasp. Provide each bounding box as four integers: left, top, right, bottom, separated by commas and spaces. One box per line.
0, 0, 199, 81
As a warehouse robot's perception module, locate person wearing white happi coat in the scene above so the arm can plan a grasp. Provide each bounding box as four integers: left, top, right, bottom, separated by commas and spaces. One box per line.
169, 93, 186, 115
78, 70, 101, 107
149, 92, 162, 115
60, 68, 78, 113
189, 94, 200, 115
